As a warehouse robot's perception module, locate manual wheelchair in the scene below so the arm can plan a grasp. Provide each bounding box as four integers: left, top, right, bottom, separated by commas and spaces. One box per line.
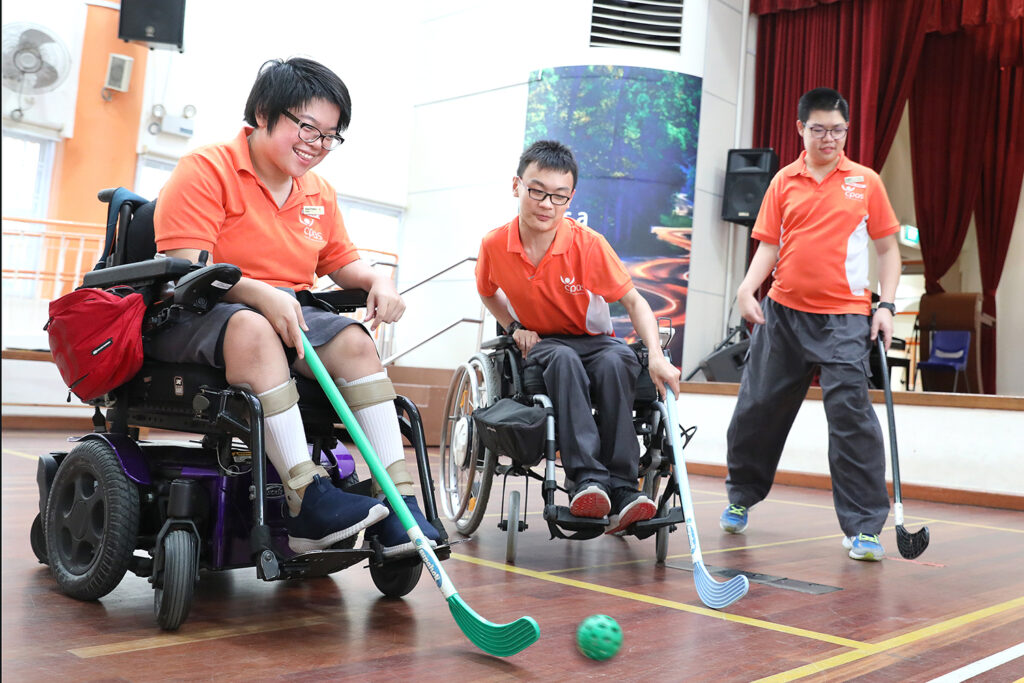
438, 328, 695, 564
30, 188, 450, 631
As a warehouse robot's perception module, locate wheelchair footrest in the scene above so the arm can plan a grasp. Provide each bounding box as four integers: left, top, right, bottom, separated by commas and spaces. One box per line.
630, 506, 685, 540
543, 504, 609, 531
277, 548, 374, 580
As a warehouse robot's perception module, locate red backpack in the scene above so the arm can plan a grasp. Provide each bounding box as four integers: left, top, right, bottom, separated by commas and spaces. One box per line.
45, 287, 147, 401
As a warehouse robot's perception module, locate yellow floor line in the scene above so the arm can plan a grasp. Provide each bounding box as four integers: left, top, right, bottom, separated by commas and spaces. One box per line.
753, 596, 1024, 682
2, 448, 41, 461
68, 615, 330, 658
449, 552, 867, 650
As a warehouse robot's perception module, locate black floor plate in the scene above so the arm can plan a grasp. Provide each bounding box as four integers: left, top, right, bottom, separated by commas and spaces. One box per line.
665, 561, 842, 594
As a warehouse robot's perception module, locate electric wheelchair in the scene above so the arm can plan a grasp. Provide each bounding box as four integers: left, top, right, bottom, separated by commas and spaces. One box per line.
438, 327, 695, 564
30, 188, 450, 631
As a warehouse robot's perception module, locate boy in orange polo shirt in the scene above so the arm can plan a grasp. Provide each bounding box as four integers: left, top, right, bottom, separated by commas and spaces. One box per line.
150, 58, 441, 557
719, 88, 901, 561
475, 140, 681, 534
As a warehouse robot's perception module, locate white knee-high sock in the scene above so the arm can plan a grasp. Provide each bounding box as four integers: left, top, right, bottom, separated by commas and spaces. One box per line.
336, 372, 413, 496
337, 372, 404, 468
260, 386, 311, 515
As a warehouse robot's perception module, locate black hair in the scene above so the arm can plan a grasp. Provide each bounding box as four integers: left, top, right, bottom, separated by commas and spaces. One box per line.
517, 140, 579, 190
243, 58, 352, 134
798, 87, 849, 122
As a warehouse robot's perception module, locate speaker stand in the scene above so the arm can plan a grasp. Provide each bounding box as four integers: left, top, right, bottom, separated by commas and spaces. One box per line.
685, 325, 749, 381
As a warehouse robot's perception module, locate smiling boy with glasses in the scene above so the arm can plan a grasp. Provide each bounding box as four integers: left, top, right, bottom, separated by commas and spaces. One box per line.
474, 140, 681, 534
151, 57, 441, 557
719, 87, 901, 562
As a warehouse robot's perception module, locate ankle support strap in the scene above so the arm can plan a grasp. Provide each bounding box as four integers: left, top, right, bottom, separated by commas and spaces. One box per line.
372, 460, 416, 497
286, 460, 330, 490
336, 377, 396, 411
256, 379, 300, 417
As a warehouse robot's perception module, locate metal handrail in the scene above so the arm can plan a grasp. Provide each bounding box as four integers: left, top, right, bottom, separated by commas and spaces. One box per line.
399, 257, 477, 296
383, 314, 484, 366
383, 256, 483, 366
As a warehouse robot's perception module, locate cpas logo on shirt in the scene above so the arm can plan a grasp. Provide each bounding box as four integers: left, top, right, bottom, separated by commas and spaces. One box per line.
561, 275, 584, 295
842, 176, 865, 201
299, 206, 325, 242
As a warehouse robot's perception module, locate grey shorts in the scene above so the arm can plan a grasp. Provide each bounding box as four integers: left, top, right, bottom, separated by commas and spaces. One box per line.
145, 300, 366, 368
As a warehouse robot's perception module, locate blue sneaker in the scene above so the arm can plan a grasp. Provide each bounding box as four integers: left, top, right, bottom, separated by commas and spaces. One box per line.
844, 533, 885, 561
720, 504, 749, 534
366, 496, 442, 558
287, 476, 389, 553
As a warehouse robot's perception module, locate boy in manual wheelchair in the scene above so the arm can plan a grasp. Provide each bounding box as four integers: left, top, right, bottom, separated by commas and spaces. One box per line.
439, 141, 683, 560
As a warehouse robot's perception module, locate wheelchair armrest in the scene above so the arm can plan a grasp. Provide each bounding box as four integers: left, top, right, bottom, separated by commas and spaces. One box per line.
81, 256, 194, 290
173, 263, 242, 314
481, 335, 516, 351
310, 289, 369, 313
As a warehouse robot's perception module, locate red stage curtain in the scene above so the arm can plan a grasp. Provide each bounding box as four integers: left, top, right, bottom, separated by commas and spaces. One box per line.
909, 30, 1000, 296
753, 0, 929, 170
975, 64, 1024, 393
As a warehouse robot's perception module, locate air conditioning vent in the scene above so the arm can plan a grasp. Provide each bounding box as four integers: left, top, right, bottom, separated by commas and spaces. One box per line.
590, 0, 684, 52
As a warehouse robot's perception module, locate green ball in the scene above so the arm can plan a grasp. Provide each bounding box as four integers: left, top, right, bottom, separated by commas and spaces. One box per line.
576, 614, 622, 661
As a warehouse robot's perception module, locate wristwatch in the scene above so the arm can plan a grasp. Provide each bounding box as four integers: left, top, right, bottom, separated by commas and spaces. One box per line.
506, 320, 524, 335
877, 302, 896, 315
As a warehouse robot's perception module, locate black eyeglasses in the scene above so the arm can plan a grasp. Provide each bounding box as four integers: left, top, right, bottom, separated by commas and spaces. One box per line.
282, 110, 345, 150
805, 124, 848, 140
517, 178, 572, 206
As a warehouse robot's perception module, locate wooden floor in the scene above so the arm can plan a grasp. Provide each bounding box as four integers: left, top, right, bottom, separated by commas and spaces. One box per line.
3, 428, 1023, 682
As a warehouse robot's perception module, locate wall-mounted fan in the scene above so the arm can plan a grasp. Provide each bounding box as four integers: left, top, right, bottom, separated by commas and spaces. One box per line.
2, 22, 72, 120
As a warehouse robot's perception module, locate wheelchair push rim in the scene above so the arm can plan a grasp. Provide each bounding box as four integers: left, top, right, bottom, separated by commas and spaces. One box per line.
439, 353, 498, 529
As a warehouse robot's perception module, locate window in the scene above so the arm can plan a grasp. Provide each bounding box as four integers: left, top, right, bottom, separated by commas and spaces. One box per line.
134, 155, 177, 200
2, 130, 56, 298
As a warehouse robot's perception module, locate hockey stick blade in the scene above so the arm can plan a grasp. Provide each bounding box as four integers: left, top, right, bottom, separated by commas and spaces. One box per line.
448, 595, 540, 657
301, 333, 540, 656
693, 561, 750, 610
896, 524, 930, 559
665, 390, 749, 609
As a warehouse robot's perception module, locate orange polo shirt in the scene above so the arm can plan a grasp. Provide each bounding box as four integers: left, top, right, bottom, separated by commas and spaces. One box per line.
476, 216, 634, 336
753, 151, 899, 315
154, 127, 359, 291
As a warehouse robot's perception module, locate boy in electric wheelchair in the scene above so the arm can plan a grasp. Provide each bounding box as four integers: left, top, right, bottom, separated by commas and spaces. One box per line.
148, 57, 441, 557
475, 140, 682, 535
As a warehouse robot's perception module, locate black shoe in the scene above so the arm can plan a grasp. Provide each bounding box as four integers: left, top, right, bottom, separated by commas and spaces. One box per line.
569, 481, 611, 518
606, 487, 656, 535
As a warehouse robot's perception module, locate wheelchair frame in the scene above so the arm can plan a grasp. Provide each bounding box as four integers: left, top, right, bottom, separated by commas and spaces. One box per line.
439, 334, 692, 564
30, 189, 450, 631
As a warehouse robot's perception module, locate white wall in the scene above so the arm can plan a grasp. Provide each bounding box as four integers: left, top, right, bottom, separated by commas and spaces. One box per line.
996, 183, 1024, 395
680, 391, 1024, 497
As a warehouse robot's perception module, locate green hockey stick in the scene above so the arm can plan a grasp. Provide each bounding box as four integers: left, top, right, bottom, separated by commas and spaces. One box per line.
300, 332, 539, 657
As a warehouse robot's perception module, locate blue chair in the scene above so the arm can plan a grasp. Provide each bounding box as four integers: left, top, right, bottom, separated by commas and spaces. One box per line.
915, 330, 971, 393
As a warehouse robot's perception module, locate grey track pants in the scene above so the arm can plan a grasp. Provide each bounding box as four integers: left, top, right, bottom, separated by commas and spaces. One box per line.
725, 299, 890, 536
525, 335, 641, 491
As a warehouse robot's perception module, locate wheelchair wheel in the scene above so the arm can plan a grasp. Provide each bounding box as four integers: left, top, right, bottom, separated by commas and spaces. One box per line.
45, 439, 140, 601
370, 559, 423, 598
439, 353, 498, 536
505, 490, 520, 565
154, 529, 198, 631
30, 514, 48, 564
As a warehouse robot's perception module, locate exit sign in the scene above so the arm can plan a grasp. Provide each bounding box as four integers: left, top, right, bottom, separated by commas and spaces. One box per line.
899, 224, 920, 247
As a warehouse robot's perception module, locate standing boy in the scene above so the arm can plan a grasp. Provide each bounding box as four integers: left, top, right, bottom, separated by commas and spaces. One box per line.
719, 88, 901, 561
475, 140, 681, 535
